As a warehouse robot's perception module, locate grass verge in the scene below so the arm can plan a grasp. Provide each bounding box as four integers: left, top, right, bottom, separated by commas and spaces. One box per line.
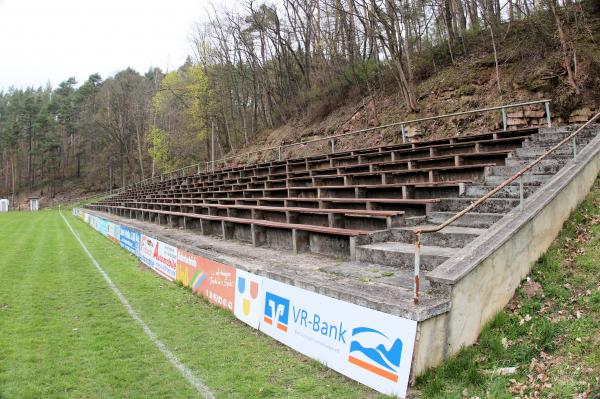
413, 178, 600, 398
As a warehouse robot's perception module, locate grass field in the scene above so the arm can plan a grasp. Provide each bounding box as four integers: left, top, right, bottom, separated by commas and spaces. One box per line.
0, 210, 385, 399
1, 179, 598, 398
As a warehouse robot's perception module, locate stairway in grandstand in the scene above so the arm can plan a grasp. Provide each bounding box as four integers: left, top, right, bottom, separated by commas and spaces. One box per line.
87, 124, 598, 278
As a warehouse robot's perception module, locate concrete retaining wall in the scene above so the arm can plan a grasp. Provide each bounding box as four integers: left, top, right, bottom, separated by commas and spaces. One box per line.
417, 132, 600, 372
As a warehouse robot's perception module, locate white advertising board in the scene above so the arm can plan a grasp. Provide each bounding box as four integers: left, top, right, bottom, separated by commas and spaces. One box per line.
152, 240, 177, 280
259, 278, 417, 398
233, 269, 264, 329
139, 235, 158, 270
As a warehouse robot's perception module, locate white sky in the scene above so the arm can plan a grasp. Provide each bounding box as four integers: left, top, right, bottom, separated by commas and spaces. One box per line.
0, 0, 231, 91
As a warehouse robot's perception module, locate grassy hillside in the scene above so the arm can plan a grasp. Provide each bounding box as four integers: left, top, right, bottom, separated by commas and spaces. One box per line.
236, 4, 600, 164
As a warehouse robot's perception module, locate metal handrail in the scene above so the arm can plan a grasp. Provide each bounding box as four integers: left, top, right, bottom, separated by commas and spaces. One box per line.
108, 99, 551, 196
207, 99, 551, 169
412, 111, 600, 304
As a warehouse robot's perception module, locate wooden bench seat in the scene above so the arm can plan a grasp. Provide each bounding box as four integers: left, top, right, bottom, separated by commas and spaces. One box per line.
89, 205, 367, 258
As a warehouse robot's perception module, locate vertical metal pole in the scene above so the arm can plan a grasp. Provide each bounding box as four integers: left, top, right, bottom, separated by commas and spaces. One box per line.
205, 161, 209, 172
197, 164, 201, 174
401, 124, 406, 143
501, 107, 507, 131
572, 137, 577, 158
330, 139, 335, 153
545, 101, 552, 127
211, 122, 215, 172
413, 233, 421, 304
278, 146, 282, 161
519, 175, 524, 212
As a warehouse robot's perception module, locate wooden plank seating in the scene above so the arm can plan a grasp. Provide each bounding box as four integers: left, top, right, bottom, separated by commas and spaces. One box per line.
93, 205, 367, 257
90, 201, 406, 231
89, 127, 540, 258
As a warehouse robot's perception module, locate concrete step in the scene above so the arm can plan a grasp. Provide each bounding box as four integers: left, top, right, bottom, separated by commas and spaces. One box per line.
505, 155, 571, 167
431, 197, 520, 213
485, 173, 552, 186
464, 183, 538, 199
487, 162, 562, 176
355, 241, 454, 270
530, 130, 596, 142
427, 211, 504, 228
319, 261, 432, 291
390, 225, 485, 248
522, 136, 592, 149
513, 146, 576, 158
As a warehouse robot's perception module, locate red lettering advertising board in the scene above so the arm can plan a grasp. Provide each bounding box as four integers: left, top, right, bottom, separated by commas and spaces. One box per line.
176, 249, 236, 312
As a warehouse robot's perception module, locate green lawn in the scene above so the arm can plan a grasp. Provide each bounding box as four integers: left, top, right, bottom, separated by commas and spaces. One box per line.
0, 210, 385, 399
2, 178, 598, 399
414, 178, 600, 398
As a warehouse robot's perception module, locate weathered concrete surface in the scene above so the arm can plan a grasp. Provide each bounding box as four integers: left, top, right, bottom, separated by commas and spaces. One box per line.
85, 208, 450, 321
425, 130, 600, 364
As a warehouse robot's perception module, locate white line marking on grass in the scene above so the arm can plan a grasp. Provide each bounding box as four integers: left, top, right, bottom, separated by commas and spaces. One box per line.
60, 211, 215, 399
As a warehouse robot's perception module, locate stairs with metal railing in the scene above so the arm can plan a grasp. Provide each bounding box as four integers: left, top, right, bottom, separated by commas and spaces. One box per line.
352, 126, 599, 280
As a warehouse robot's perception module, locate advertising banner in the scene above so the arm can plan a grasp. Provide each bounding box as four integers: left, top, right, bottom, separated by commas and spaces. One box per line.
153, 240, 177, 281
259, 278, 417, 398
120, 226, 141, 257
140, 235, 158, 270
176, 249, 237, 311
234, 270, 264, 329
98, 219, 109, 236
107, 222, 120, 244
84, 213, 89, 224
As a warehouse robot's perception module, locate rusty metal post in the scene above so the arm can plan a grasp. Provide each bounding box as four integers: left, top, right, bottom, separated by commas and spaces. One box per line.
414, 232, 421, 304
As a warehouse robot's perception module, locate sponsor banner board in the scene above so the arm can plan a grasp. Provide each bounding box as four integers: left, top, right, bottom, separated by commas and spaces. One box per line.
107, 222, 120, 244
140, 235, 158, 270
120, 226, 141, 257
153, 240, 177, 281
98, 219, 109, 236
84, 213, 89, 224
234, 270, 264, 329
259, 278, 417, 398
176, 249, 236, 311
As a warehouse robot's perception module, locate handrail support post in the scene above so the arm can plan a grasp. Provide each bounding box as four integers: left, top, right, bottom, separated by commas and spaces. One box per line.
545, 101, 552, 127
278, 146, 282, 161
413, 233, 421, 304
501, 107, 507, 131
401, 124, 406, 143
330, 139, 335, 153
572, 137, 577, 158
519, 175, 524, 212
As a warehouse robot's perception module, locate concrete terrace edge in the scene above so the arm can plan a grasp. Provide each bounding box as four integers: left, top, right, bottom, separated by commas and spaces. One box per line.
428, 129, 600, 284
414, 130, 599, 372
81, 208, 451, 322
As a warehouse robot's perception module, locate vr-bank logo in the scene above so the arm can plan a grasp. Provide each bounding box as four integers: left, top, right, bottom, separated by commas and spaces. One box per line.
348, 327, 403, 383
263, 292, 289, 332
